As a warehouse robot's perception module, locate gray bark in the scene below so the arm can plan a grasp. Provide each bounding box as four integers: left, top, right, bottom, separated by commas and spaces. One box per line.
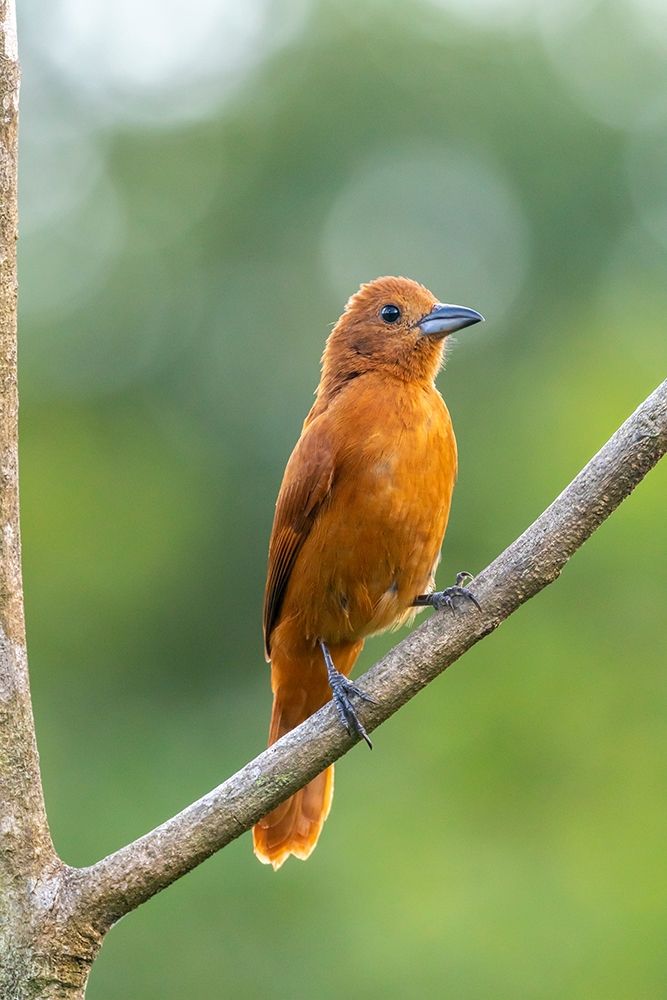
1, 5, 666, 996
0, 3, 103, 995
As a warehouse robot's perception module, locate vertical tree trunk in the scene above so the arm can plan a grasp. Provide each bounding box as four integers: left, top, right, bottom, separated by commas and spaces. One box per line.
0, 4, 101, 996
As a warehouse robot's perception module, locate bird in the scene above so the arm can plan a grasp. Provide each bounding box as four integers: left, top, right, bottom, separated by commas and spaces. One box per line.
252, 275, 483, 870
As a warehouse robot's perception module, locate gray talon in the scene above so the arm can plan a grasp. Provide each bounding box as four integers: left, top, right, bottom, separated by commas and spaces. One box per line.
413, 573, 481, 614
319, 639, 373, 749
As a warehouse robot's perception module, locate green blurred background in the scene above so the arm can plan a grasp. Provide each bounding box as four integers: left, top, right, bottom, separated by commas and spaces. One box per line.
15, 0, 667, 996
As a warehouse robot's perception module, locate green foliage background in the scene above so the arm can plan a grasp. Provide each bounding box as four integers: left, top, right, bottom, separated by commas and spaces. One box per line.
16, 1, 667, 997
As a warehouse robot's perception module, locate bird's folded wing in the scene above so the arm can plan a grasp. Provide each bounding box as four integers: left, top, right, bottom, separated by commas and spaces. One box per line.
263, 421, 335, 658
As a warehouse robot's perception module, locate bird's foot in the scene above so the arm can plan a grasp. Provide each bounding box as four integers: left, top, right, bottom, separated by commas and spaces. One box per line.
413, 572, 481, 613
319, 640, 374, 750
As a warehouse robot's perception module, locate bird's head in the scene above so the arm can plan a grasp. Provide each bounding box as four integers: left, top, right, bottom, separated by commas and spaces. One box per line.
320, 276, 483, 393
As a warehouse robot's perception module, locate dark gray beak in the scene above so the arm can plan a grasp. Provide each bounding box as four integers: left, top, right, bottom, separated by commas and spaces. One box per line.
418, 302, 484, 338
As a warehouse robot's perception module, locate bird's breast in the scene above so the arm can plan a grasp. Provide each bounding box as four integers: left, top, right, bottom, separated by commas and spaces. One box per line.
287, 378, 458, 642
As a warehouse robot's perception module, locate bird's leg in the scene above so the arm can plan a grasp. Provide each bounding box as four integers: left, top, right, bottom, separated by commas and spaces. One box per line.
413, 571, 481, 613
318, 639, 375, 750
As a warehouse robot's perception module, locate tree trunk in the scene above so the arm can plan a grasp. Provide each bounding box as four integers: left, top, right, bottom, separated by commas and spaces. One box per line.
0, 868, 102, 999
0, 4, 99, 996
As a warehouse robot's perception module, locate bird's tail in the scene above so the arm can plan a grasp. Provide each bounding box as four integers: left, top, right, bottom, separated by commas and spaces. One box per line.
252, 640, 362, 870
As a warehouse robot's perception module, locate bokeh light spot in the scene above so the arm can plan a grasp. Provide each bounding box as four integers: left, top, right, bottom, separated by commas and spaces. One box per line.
321, 145, 530, 327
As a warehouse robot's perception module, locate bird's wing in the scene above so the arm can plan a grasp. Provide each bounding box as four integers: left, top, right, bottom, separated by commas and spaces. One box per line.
263, 420, 335, 659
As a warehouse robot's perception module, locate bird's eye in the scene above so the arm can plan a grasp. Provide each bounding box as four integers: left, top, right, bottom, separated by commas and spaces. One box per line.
380, 303, 401, 324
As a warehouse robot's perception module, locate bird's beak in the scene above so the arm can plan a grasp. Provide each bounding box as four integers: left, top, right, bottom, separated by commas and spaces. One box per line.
418, 302, 484, 338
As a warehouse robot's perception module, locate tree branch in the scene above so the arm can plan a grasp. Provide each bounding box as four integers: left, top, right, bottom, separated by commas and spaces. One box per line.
69, 377, 667, 931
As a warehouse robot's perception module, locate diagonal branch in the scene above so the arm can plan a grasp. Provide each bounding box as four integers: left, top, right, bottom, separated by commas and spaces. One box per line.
67, 377, 667, 931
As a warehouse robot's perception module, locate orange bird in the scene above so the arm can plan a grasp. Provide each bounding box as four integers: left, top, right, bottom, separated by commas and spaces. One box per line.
253, 276, 483, 869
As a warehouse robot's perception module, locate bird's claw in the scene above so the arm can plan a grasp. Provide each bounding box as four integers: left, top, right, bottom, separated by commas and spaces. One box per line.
430, 586, 480, 612
339, 677, 377, 705
330, 675, 373, 750
414, 571, 481, 613
319, 639, 374, 749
